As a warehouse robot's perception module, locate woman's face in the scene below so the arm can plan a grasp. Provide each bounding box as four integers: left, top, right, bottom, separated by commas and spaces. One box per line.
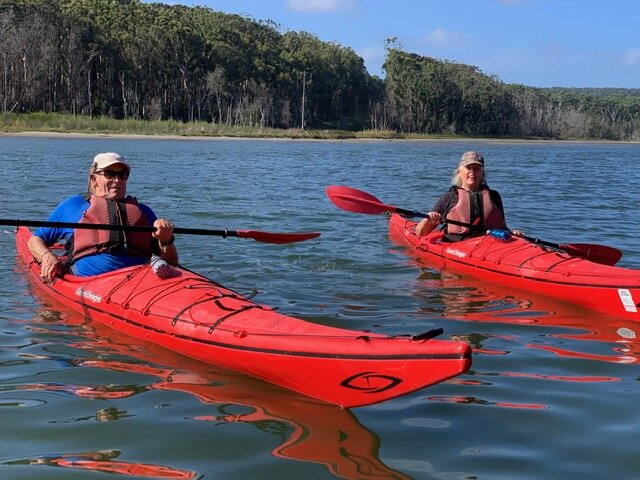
458, 163, 483, 191
90, 164, 129, 200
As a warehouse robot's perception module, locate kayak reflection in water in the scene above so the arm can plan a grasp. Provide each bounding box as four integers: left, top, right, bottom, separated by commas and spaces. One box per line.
27, 152, 178, 283
22, 310, 412, 480
415, 151, 522, 241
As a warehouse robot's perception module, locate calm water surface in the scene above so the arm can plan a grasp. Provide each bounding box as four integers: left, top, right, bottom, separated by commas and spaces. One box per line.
0, 135, 639, 479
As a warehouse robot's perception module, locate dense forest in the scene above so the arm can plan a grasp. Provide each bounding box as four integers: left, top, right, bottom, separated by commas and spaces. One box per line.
2, 0, 639, 140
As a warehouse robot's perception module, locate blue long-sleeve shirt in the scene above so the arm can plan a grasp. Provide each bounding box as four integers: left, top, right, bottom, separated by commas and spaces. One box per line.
34, 194, 158, 276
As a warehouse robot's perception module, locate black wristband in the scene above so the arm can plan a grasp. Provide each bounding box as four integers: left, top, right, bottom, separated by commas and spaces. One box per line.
159, 235, 175, 247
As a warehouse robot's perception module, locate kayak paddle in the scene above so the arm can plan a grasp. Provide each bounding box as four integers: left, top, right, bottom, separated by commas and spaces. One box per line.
326, 185, 430, 218
0, 219, 320, 244
325, 185, 622, 266
506, 234, 622, 266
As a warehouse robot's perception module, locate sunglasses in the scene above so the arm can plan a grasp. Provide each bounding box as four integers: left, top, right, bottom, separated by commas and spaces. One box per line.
95, 169, 130, 180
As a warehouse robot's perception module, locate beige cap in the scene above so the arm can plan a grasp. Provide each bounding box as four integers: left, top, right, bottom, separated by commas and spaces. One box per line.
87, 152, 130, 192
459, 151, 484, 167
92, 152, 130, 171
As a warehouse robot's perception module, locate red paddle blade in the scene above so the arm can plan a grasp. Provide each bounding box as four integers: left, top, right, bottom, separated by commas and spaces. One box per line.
325, 185, 395, 215
237, 230, 321, 244
561, 243, 623, 266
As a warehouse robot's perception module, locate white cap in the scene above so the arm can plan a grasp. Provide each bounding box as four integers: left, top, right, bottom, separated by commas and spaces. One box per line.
92, 152, 130, 170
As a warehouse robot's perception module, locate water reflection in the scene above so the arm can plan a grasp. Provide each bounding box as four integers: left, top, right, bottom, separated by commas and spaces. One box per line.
409, 265, 640, 365
5, 450, 197, 479
9, 306, 410, 480
396, 265, 631, 413
426, 394, 548, 410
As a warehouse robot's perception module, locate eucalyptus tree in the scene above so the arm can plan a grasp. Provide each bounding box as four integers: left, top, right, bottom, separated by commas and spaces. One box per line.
0, 0, 58, 114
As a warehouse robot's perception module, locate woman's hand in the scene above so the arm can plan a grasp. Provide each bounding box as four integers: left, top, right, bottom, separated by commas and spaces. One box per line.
415, 211, 442, 236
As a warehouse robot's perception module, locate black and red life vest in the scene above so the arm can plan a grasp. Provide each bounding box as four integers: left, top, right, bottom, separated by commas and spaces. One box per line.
67, 195, 153, 262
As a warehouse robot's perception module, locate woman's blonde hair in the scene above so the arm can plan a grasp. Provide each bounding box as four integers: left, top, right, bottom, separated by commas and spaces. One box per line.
451, 167, 488, 188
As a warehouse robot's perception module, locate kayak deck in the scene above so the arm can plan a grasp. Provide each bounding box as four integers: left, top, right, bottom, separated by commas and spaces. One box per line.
388, 213, 640, 321
16, 226, 471, 408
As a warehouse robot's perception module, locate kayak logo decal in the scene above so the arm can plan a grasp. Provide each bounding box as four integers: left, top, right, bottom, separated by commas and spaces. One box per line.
445, 248, 467, 258
75, 287, 102, 304
340, 371, 402, 393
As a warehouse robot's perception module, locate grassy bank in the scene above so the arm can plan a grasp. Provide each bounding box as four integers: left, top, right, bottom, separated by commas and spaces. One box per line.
0, 112, 462, 140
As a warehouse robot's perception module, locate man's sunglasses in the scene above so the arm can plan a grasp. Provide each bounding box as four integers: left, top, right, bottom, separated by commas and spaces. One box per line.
95, 169, 130, 180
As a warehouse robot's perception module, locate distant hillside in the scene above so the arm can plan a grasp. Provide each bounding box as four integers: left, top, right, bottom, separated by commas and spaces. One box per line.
542, 88, 640, 98
383, 49, 640, 140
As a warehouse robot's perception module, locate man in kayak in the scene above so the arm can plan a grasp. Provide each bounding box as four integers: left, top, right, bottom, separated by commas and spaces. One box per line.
27, 152, 177, 283
415, 151, 520, 241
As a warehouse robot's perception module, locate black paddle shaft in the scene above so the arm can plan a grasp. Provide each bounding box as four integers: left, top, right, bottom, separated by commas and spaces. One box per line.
396, 210, 480, 229
421, 216, 593, 252
0, 219, 236, 237
395, 207, 429, 219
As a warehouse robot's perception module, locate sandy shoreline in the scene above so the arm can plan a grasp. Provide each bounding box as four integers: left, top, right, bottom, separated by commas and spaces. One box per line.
1, 130, 465, 142
1, 130, 635, 144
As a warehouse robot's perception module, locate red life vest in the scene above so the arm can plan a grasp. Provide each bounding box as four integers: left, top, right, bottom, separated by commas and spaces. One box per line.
69, 195, 153, 262
446, 188, 505, 236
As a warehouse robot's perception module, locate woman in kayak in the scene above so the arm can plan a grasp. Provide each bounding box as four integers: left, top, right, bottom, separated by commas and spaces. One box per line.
27, 152, 177, 283
415, 151, 520, 241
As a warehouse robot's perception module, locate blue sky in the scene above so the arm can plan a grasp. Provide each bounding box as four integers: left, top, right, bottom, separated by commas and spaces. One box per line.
151, 0, 640, 88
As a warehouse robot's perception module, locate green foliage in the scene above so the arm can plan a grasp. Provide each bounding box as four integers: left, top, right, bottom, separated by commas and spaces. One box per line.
383, 49, 640, 140
384, 49, 514, 135
0, 112, 405, 139
0, 0, 638, 139
0, 0, 375, 129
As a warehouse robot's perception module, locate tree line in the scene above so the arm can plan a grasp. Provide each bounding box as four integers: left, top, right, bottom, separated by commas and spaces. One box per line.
382, 49, 640, 140
2, 0, 639, 140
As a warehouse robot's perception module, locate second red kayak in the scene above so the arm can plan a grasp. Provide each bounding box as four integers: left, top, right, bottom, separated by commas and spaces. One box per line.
389, 213, 640, 321
16, 226, 471, 408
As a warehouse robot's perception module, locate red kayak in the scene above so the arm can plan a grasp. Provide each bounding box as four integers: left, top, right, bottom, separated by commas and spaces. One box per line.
16, 226, 471, 408
389, 213, 640, 321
